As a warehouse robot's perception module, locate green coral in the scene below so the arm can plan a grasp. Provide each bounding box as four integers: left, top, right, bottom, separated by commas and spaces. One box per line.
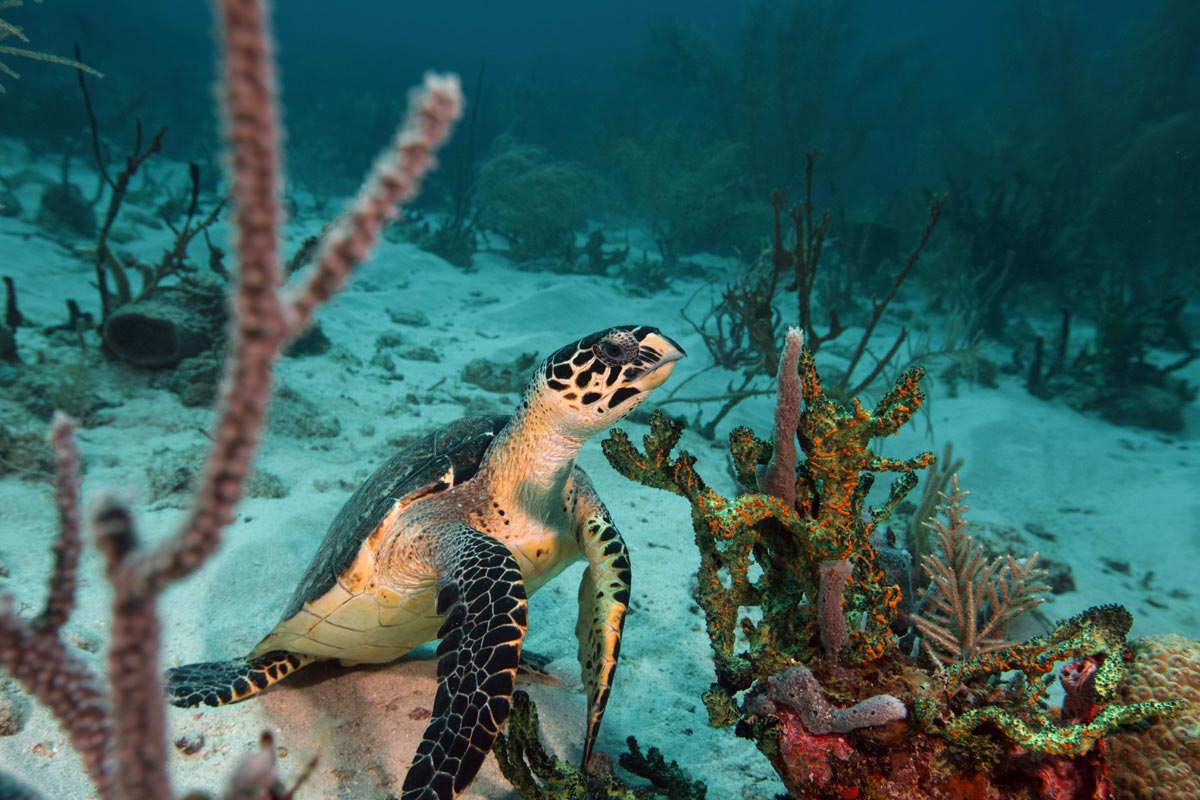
600, 333, 1184, 793
493, 691, 705, 800
915, 605, 1184, 763
476, 135, 604, 263
927, 699, 1181, 762
946, 603, 1131, 694
602, 347, 932, 722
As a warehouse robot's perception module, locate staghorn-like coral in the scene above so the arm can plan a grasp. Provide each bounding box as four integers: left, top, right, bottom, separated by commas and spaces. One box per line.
603, 327, 932, 718
601, 326, 1184, 800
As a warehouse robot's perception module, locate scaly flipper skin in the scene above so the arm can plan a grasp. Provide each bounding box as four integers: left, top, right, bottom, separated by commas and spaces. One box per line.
165, 651, 316, 708
572, 476, 631, 766
401, 524, 529, 800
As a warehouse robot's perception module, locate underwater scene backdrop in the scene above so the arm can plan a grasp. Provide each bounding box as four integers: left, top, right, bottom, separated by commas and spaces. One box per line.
0, 1, 1197, 798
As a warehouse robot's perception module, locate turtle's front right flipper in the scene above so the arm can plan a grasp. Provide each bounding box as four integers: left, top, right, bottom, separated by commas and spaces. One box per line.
401, 524, 528, 800
165, 650, 315, 708
572, 478, 631, 768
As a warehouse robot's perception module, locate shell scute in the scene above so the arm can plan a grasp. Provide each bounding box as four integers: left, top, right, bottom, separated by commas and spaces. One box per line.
256, 416, 508, 661
280, 416, 506, 617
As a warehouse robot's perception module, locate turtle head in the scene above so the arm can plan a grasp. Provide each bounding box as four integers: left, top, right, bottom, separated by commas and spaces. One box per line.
529, 325, 686, 437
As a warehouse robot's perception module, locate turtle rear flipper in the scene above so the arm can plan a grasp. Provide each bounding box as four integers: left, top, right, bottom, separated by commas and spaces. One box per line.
516, 649, 556, 680
166, 650, 315, 708
401, 524, 528, 800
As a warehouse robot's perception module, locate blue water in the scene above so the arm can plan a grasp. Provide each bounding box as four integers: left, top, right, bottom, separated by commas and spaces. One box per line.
0, 1, 1197, 797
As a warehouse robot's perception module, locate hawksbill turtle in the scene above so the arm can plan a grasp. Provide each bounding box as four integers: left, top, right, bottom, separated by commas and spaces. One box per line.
166, 325, 686, 800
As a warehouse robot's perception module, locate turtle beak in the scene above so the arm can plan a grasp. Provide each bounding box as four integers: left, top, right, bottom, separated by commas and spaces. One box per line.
635, 332, 686, 391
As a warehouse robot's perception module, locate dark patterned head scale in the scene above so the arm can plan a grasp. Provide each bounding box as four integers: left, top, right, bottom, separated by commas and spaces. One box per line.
592, 328, 640, 367
533, 325, 686, 432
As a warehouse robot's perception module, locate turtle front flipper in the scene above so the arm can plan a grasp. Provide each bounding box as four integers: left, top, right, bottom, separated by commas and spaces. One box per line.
401, 524, 528, 800
165, 650, 316, 708
572, 479, 631, 767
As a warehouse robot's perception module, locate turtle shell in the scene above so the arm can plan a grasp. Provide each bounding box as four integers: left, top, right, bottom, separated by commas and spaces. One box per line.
277, 415, 509, 622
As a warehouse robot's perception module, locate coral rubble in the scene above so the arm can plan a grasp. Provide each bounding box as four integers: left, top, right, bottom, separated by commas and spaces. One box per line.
494, 690, 706, 800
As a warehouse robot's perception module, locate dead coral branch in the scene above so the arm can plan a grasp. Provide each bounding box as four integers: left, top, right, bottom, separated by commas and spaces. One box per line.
667, 155, 945, 439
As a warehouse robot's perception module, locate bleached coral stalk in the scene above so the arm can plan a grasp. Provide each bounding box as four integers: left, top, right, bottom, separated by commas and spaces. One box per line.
95, 498, 170, 800
136, 13, 463, 598
130, 0, 288, 597
287, 73, 463, 331
42, 411, 83, 631
0, 415, 113, 798
0, 0, 461, 797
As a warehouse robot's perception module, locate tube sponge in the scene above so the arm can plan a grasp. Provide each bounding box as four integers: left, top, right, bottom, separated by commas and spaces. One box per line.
747, 663, 906, 735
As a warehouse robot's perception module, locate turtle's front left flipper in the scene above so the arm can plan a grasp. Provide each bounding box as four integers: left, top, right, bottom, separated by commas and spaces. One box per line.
572, 477, 632, 767
165, 651, 316, 708
401, 524, 528, 800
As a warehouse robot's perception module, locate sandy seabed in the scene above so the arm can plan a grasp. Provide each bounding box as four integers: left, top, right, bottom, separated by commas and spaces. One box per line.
1, 144, 1197, 799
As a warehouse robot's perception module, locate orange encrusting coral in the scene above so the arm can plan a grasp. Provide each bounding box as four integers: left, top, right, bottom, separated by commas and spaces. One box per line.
603, 340, 933, 704
604, 332, 1183, 800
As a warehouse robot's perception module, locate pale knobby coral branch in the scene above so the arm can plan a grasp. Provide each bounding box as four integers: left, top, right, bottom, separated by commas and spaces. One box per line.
912, 475, 1050, 668
286, 71, 463, 331
0, 0, 461, 796
133, 4, 463, 600
0, 414, 114, 797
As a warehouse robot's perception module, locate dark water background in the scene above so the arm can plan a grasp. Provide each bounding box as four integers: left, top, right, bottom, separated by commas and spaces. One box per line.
4, 0, 1198, 340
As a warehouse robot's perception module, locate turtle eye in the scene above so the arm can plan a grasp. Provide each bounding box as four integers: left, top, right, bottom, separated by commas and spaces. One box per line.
599, 341, 625, 361
593, 330, 638, 367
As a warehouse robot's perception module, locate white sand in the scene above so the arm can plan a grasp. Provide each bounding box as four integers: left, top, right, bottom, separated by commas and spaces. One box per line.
0, 142, 1196, 798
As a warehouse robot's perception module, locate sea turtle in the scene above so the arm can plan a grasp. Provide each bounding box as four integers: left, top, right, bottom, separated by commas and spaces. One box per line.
166, 325, 685, 800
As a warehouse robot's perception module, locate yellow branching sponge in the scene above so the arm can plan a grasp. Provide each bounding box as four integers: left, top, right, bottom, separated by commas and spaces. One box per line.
602, 336, 932, 724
